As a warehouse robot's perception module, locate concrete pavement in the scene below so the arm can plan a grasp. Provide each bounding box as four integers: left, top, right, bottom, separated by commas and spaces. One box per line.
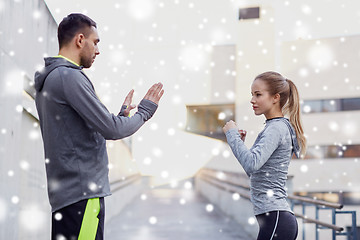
105, 188, 253, 240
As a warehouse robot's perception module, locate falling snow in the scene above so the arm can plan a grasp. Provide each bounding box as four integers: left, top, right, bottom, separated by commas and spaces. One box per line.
2, 0, 360, 237
206, 204, 214, 212
149, 216, 157, 224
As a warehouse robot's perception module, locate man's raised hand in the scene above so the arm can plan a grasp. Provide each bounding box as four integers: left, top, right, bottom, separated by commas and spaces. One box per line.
143, 82, 164, 105
122, 89, 136, 117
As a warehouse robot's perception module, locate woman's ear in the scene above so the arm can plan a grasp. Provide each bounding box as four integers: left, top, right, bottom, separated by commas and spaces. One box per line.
273, 93, 281, 104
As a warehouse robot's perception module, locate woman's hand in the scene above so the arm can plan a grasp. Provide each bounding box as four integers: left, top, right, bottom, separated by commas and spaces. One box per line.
239, 129, 247, 142
223, 121, 247, 142
223, 120, 238, 133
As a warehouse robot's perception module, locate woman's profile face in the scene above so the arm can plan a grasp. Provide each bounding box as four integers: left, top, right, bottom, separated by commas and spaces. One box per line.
250, 79, 275, 116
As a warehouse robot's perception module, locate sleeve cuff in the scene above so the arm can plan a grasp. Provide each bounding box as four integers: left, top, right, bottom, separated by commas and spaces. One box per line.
118, 105, 128, 116
225, 128, 242, 142
138, 99, 158, 119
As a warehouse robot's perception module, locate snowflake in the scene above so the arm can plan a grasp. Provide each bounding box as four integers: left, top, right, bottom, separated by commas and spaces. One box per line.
267, 190, 274, 197
56, 235, 66, 240
29, 130, 40, 140
161, 171, 169, 179
218, 112, 226, 120
8, 170, 14, 177
15, 105, 23, 113
248, 217, 256, 225
20, 205, 47, 232
216, 172, 225, 180
307, 44, 334, 71
170, 180, 178, 188
179, 198, 186, 205
167, 128, 175, 136
11, 196, 20, 204
301, 5, 312, 15
149, 216, 157, 224
232, 193, 240, 201
150, 122, 158, 130
108, 163, 114, 170
140, 194, 147, 200
211, 148, 220, 156
206, 204, 214, 212
172, 95, 182, 104
54, 213, 62, 221
20, 160, 30, 171
33, 10, 41, 19
152, 148, 163, 157
143, 157, 152, 165
184, 181, 192, 190
49, 179, 60, 192
300, 164, 308, 173
128, 0, 155, 20
88, 182, 98, 192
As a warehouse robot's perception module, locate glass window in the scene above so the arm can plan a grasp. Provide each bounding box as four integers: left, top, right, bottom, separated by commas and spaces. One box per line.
303, 144, 360, 159
302, 100, 322, 113
343, 145, 360, 158
342, 98, 360, 111
302, 98, 360, 114
239, 7, 260, 20
322, 99, 340, 112
186, 104, 235, 141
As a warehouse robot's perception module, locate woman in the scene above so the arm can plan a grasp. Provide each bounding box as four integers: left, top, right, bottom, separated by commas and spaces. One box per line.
223, 71, 306, 240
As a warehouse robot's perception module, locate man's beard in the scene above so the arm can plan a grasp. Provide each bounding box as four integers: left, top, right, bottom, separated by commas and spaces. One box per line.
80, 43, 93, 68
80, 57, 92, 68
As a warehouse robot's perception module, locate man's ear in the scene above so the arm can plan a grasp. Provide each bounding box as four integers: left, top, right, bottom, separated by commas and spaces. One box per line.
75, 33, 85, 48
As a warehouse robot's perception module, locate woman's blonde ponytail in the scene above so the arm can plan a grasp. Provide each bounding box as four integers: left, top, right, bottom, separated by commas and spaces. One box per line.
283, 79, 307, 157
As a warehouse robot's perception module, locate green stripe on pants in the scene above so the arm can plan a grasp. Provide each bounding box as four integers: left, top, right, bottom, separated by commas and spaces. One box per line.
78, 198, 100, 240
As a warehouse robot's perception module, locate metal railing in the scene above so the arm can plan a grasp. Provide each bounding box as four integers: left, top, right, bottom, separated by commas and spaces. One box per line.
197, 168, 358, 240
110, 173, 142, 193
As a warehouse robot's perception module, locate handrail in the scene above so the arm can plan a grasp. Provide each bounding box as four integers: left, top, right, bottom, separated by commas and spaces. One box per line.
294, 213, 344, 232
110, 173, 141, 193
288, 194, 343, 209
200, 173, 251, 200
197, 168, 345, 233
199, 168, 343, 209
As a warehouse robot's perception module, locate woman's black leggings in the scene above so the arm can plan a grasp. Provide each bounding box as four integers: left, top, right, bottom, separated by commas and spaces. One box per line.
256, 210, 298, 240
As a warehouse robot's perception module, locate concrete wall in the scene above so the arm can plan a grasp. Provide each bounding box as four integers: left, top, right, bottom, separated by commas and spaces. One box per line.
0, 0, 57, 238
210, 45, 236, 104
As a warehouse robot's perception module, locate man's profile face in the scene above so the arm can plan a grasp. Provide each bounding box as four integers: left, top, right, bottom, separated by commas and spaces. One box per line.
80, 26, 100, 68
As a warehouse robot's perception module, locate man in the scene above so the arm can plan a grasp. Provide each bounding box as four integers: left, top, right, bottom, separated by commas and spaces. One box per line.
34, 13, 164, 240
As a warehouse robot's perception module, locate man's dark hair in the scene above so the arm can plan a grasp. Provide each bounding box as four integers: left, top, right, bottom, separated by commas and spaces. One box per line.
58, 13, 97, 49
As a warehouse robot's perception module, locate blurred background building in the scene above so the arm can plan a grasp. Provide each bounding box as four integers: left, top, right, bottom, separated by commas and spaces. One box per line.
1, 0, 360, 239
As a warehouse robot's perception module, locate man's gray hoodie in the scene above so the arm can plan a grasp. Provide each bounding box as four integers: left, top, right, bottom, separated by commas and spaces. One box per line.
35, 57, 157, 212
